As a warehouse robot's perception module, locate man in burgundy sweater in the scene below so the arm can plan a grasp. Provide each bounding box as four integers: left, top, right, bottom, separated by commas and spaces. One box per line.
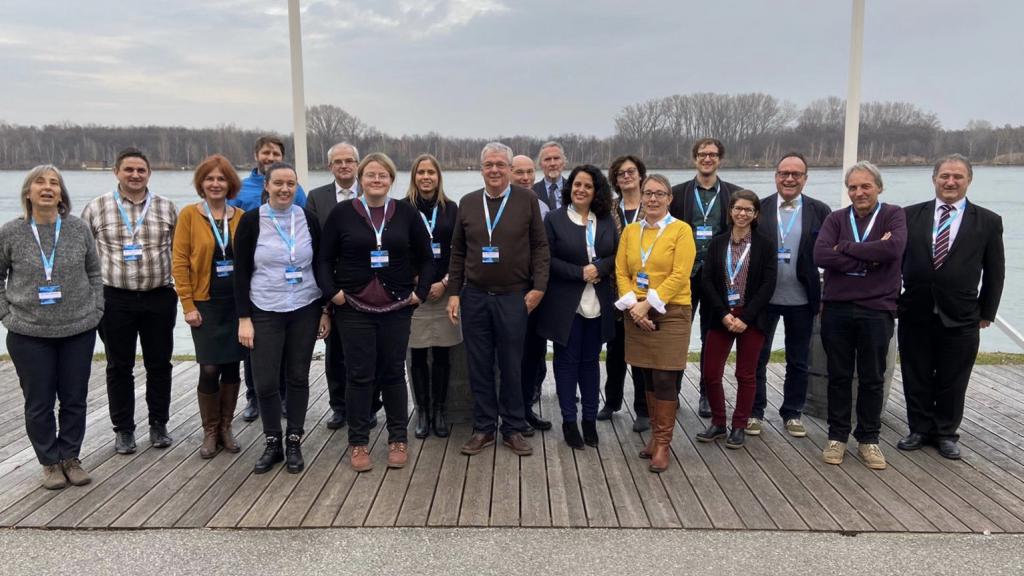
813, 160, 906, 471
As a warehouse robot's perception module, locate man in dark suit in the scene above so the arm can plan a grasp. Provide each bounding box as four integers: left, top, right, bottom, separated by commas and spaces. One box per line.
305, 142, 361, 429
532, 141, 566, 211
897, 154, 1004, 459
669, 138, 742, 417
750, 152, 832, 439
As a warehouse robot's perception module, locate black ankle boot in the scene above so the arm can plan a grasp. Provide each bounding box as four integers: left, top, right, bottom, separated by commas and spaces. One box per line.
411, 352, 431, 439
254, 435, 283, 474
432, 406, 449, 437
695, 424, 727, 443
415, 410, 430, 439
431, 353, 450, 438
581, 420, 599, 447
285, 434, 304, 473
562, 422, 584, 449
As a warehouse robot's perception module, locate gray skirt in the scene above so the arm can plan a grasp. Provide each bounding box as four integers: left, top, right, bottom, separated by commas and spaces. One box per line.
191, 297, 247, 365
409, 296, 463, 349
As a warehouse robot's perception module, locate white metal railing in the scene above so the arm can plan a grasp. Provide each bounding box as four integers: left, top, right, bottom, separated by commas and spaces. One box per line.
994, 314, 1024, 353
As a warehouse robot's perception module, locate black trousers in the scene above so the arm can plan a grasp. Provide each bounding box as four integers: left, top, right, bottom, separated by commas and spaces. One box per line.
753, 303, 815, 420
897, 313, 979, 441
99, 285, 176, 432
8, 329, 96, 465
690, 266, 711, 396
251, 302, 320, 438
521, 309, 548, 409
337, 305, 413, 446
461, 286, 528, 436
820, 302, 894, 444
603, 318, 647, 416
324, 322, 347, 414
243, 351, 286, 402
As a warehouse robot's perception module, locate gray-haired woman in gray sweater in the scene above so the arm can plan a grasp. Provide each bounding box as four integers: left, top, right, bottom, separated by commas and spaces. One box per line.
0, 165, 104, 490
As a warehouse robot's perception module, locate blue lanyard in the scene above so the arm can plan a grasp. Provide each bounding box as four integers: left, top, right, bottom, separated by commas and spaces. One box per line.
483, 188, 511, 244
113, 191, 151, 242
30, 216, 61, 282
203, 202, 230, 255
777, 197, 803, 246
693, 180, 720, 225
849, 202, 882, 243
361, 196, 390, 249
726, 240, 752, 288
269, 206, 297, 263
639, 215, 674, 269
620, 199, 640, 225
419, 203, 439, 241
933, 205, 961, 239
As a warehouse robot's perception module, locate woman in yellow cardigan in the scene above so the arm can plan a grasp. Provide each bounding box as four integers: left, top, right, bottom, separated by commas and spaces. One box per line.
172, 154, 246, 459
615, 174, 696, 473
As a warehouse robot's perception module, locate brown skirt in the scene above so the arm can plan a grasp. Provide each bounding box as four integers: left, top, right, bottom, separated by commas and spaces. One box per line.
623, 304, 693, 371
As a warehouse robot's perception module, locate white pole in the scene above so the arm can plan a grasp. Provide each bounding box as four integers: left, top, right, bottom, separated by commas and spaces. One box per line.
288, 0, 309, 187
841, 0, 865, 207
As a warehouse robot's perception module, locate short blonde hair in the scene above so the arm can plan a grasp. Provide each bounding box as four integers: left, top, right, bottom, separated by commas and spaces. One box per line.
357, 153, 398, 185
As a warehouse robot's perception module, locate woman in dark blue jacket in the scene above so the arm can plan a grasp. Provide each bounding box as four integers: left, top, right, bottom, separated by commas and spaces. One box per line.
536, 165, 618, 448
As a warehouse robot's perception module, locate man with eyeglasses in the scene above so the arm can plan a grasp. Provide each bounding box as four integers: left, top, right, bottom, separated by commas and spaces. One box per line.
749, 153, 832, 439
448, 142, 550, 457
669, 138, 741, 417
533, 142, 567, 211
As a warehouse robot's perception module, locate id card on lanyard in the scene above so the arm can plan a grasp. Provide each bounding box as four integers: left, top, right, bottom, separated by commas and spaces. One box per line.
777, 197, 802, 264
270, 207, 302, 284
362, 197, 391, 268
693, 181, 719, 240
31, 216, 62, 305
482, 188, 510, 264
845, 202, 882, 277
420, 203, 442, 258
637, 215, 673, 289
204, 202, 233, 277
726, 241, 751, 306
114, 191, 151, 262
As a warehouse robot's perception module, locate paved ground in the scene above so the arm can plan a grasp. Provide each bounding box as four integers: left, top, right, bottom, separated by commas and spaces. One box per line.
1, 528, 1021, 575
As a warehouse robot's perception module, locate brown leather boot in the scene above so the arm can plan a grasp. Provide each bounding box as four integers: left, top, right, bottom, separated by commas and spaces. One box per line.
649, 398, 678, 473
197, 389, 221, 459
639, 391, 657, 459
218, 380, 241, 453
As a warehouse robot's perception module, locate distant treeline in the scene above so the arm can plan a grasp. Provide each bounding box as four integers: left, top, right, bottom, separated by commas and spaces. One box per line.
2, 93, 1022, 171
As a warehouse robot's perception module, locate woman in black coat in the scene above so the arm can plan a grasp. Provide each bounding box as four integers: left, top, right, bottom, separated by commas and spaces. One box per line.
536, 165, 618, 448
696, 189, 777, 449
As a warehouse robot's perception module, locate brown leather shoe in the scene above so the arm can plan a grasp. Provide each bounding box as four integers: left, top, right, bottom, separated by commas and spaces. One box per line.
461, 431, 495, 455
649, 398, 677, 473
61, 458, 91, 486
639, 391, 657, 459
502, 432, 533, 456
197, 389, 221, 459
218, 380, 241, 453
387, 442, 408, 468
350, 445, 373, 472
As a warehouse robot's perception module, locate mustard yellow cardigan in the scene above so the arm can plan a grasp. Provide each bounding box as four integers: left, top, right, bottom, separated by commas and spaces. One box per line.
172, 202, 243, 313
615, 218, 696, 309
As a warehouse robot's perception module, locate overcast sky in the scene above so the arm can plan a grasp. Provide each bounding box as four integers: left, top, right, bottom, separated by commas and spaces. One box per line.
2, 0, 1021, 138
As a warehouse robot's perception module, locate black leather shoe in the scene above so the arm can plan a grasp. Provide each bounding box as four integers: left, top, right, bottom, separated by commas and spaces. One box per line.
897, 432, 926, 451
149, 424, 172, 448
725, 428, 745, 449
432, 407, 449, 438
254, 436, 283, 474
326, 410, 346, 430
114, 430, 136, 454
696, 424, 727, 443
525, 410, 552, 431
582, 420, 599, 447
562, 422, 584, 449
242, 398, 259, 422
937, 438, 961, 460
522, 423, 535, 437
596, 405, 616, 421
285, 434, 304, 473
414, 409, 430, 439
698, 395, 712, 418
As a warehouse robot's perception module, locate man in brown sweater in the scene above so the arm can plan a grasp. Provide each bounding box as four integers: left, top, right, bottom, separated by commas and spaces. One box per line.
447, 142, 550, 456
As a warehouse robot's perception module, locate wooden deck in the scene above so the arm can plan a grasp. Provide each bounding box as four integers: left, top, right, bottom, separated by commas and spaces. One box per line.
1, 359, 1024, 532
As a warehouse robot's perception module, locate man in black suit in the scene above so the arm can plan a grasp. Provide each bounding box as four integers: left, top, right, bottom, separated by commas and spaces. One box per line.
532, 141, 566, 211
750, 152, 833, 439
897, 154, 1004, 459
306, 142, 361, 429
669, 138, 742, 417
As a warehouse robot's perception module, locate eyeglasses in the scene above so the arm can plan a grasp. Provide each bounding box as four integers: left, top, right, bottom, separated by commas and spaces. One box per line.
642, 190, 670, 199
696, 152, 720, 160
482, 162, 509, 170
616, 168, 638, 178
363, 172, 391, 181
775, 171, 806, 180
731, 206, 756, 214
331, 159, 358, 166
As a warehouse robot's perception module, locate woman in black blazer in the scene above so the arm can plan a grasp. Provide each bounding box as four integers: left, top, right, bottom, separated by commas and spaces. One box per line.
536, 165, 618, 449
696, 189, 777, 449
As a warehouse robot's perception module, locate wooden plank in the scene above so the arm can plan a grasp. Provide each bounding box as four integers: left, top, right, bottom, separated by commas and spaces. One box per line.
518, 411, 551, 527
395, 433, 447, 527
540, 389, 586, 528
595, 417, 650, 528
426, 423, 470, 527
270, 424, 350, 527
457, 425, 495, 526
488, 430, 520, 527
363, 420, 425, 527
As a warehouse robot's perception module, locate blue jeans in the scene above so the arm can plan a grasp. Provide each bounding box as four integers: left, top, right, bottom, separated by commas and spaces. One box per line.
553, 315, 602, 422
753, 303, 814, 420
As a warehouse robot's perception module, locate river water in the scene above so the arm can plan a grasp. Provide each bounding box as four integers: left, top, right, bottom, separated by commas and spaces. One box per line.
0, 165, 1020, 353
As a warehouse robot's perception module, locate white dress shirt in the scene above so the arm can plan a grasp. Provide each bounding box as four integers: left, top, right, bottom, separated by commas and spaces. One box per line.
933, 196, 967, 246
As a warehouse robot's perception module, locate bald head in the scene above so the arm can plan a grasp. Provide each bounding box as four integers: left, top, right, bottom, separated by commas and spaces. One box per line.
511, 155, 536, 189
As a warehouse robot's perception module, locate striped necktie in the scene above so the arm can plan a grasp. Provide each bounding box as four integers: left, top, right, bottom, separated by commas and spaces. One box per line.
933, 204, 953, 269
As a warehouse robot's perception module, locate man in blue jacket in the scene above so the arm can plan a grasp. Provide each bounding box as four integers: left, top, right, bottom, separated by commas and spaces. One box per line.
229, 135, 307, 212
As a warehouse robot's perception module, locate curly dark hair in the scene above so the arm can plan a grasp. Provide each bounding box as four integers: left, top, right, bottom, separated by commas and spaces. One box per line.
561, 164, 613, 218
607, 154, 648, 195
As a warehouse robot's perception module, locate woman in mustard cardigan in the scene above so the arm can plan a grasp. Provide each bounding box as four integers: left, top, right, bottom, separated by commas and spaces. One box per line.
614, 173, 696, 473
172, 154, 247, 459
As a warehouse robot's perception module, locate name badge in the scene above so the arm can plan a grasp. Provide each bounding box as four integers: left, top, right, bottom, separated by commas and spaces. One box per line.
777, 248, 792, 263
38, 285, 62, 305
727, 289, 740, 305
123, 244, 143, 261
215, 259, 234, 277
431, 242, 442, 259
482, 245, 500, 264
845, 270, 867, 278
370, 249, 390, 269
696, 225, 713, 240
284, 265, 303, 284
637, 271, 649, 290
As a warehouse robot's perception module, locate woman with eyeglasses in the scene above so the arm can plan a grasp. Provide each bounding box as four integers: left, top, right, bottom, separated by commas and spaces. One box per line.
404, 154, 461, 439
234, 162, 330, 475
535, 165, 618, 448
319, 153, 435, 472
599, 155, 649, 431
614, 174, 696, 473
695, 189, 777, 449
